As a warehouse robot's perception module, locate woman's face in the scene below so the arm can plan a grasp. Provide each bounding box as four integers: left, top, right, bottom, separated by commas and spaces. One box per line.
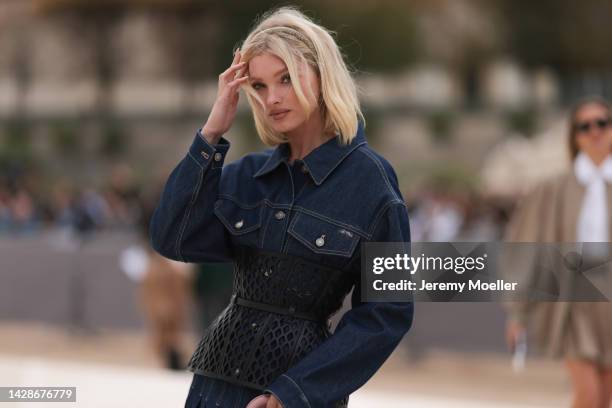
247, 52, 320, 134
574, 103, 612, 159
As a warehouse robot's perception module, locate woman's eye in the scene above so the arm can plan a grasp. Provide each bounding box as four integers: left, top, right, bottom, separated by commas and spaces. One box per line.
252, 83, 262, 90
281, 74, 291, 84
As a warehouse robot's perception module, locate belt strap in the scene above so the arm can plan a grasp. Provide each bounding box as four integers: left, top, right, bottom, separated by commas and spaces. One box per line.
232, 295, 321, 322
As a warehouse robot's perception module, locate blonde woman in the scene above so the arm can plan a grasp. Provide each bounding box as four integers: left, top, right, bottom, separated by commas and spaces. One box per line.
151, 7, 413, 408
505, 97, 612, 408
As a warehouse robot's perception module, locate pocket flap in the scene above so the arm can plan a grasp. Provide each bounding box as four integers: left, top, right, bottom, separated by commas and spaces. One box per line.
288, 212, 360, 257
214, 199, 262, 235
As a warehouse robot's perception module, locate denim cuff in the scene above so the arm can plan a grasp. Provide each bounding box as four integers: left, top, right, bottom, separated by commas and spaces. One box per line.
264, 374, 311, 408
188, 129, 230, 170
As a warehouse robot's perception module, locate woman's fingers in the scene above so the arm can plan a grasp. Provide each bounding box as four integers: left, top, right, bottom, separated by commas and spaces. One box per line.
219, 61, 247, 81
221, 49, 243, 80
203, 49, 244, 138
230, 75, 249, 85
265, 395, 282, 408
227, 76, 249, 94
218, 76, 247, 107
233, 64, 247, 80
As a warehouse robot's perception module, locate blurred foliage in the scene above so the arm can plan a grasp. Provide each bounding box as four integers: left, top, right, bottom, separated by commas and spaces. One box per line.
51, 120, 80, 156
0, 120, 31, 160
28, 0, 612, 89
318, 2, 421, 73
426, 110, 455, 144
426, 163, 479, 195
360, 105, 382, 145
492, 0, 612, 73
100, 121, 127, 157
34, 0, 422, 76
33, 0, 212, 11
0, 120, 33, 178
504, 108, 538, 138
173, 1, 422, 75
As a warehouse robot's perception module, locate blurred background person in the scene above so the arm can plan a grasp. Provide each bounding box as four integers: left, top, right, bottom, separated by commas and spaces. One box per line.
136, 188, 192, 371
139, 251, 191, 371
505, 97, 612, 408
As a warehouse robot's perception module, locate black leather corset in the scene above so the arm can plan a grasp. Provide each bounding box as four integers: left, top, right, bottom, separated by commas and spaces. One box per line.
187, 246, 354, 403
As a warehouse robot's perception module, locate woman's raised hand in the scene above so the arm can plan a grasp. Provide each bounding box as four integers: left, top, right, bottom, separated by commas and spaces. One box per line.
201, 49, 249, 144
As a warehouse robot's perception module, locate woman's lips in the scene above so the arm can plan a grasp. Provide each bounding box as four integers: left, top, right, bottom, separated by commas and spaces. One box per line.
270, 110, 290, 120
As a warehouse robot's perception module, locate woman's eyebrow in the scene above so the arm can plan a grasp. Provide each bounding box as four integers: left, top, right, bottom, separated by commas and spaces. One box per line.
249, 68, 289, 82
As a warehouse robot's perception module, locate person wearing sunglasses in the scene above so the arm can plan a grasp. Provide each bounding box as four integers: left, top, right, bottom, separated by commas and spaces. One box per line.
505, 96, 612, 408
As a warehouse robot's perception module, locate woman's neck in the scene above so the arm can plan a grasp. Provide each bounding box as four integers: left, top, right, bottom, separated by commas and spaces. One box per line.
586, 151, 610, 167
285, 114, 334, 163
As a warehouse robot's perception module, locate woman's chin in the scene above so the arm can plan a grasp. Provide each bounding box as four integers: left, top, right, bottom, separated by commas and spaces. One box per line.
270, 120, 299, 134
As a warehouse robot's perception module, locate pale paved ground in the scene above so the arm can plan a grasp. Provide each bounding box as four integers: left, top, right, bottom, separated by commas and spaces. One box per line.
0, 322, 571, 407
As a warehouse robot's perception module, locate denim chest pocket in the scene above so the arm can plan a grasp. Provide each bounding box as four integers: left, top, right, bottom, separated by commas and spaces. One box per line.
287, 212, 360, 258
214, 199, 263, 246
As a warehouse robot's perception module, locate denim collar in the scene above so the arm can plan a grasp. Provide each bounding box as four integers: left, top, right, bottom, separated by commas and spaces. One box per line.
253, 123, 367, 186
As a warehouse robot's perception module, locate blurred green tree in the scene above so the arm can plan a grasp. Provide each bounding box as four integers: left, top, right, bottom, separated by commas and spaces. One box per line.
51, 120, 81, 156
100, 121, 128, 157
492, 0, 612, 72
34, 0, 422, 75
0, 120, 33, 174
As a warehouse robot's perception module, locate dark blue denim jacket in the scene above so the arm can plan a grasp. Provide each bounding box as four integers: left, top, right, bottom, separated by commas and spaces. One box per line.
150, 124, 414, 408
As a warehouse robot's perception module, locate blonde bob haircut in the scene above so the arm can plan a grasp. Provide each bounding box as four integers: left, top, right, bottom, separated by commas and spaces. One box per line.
239, 6, 364, 146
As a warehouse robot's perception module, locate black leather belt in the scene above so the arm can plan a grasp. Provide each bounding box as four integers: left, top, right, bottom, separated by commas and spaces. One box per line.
231, 294, 322, 322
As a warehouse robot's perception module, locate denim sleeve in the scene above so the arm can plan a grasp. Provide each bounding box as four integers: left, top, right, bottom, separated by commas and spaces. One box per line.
149, 129, 233, 263
264, 202, 414, 408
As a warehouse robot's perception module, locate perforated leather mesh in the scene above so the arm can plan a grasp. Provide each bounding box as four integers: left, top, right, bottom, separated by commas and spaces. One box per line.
187, 247, 352, 407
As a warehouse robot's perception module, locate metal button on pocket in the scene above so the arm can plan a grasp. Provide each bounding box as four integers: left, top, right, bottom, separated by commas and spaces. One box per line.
275, 211, 286, 220
315, 234, 326, 247
234, 368, 241, 376
234, 219, 244, 229
213, 152, 223, 162
288, 306, 296, 314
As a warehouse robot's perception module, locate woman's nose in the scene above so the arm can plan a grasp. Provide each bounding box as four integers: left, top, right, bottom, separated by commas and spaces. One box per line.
266, 87, 282, 106
588, 126, 604, 137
